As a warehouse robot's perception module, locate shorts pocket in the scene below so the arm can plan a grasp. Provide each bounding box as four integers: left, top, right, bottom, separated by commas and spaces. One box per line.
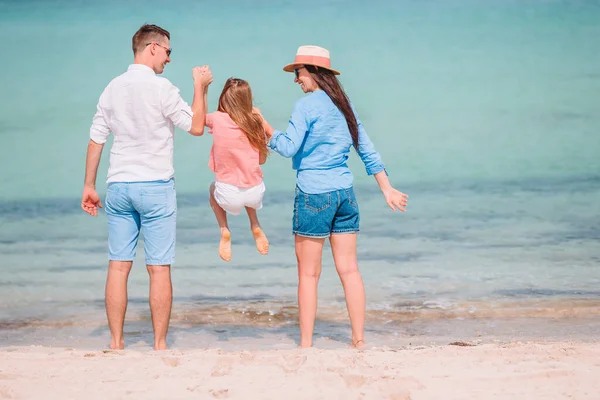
345, 187, 358, 209
105, 184, 128, 214
304, 192, 331, 213
141, 186, 175, 219
293, 187, 300, 231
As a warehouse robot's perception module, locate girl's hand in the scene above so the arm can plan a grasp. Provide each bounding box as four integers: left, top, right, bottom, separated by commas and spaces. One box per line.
254, 107, 274, 138
382, 187, 408, 212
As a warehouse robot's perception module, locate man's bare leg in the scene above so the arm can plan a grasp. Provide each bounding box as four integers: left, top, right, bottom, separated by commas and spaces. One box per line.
245, 207, 268, 255
147, 265, 172, 351
105, 260, 133, 350
209, 183, 232, 261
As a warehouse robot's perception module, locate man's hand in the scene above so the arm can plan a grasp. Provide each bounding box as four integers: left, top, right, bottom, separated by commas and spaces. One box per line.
193, 65, 213, 87
81, 185, 102, 216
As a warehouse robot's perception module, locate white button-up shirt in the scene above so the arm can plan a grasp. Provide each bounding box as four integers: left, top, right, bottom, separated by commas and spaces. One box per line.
90, 64, 194, 183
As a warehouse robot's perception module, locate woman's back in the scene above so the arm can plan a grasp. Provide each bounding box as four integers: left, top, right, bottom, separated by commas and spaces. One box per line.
283, 90, 384, 194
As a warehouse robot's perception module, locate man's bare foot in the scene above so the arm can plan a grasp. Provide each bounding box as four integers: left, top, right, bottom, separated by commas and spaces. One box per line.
252, 227, 269, 255
154, 340, 168, 351
110, 338, 124, 350
351, 339, 365, 349
219, 229, 232, 261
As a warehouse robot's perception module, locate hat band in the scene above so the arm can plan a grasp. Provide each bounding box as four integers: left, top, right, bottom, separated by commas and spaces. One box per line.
293, 55, 332, 69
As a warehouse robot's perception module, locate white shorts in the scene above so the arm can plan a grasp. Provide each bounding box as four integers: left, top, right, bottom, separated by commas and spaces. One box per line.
213, 181, 265, 215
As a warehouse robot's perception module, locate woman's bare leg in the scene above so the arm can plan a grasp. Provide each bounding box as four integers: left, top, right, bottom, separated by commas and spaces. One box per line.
295, 235, 325, 347
330, 233, 365, 347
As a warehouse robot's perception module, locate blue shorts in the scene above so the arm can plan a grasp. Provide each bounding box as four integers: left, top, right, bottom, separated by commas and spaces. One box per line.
105, 179, 177, 265
293, 186, 360, 238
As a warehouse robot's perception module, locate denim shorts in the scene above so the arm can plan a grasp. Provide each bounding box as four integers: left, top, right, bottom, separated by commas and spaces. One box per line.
293, 186, 360, 238
105, 179, 177, 265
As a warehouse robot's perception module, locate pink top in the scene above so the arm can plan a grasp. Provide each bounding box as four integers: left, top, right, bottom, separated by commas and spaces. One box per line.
206, 111, 263, 187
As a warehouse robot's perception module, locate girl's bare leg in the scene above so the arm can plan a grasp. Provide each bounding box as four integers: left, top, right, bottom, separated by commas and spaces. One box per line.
245, 206, 268, 255
209, 183, 231, 261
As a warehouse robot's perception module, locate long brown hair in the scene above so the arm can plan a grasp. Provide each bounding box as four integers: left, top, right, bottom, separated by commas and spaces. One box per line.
217, 78, 268, 160
305, 65, 359, 149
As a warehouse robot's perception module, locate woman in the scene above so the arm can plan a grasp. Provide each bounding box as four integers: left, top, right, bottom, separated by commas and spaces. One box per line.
262, 45, 408, 348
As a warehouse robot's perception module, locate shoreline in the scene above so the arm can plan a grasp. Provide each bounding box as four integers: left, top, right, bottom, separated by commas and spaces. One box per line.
2, 308, 600, 352
1, 340, 598, 399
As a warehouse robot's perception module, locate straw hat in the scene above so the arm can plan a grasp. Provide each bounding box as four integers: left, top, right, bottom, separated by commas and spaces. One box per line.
283, 45, 341, 76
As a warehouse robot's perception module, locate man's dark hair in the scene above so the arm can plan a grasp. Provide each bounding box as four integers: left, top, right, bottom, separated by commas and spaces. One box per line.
132, 24, 170, 55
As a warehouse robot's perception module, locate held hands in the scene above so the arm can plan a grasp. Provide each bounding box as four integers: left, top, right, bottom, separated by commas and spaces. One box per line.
382, 187, 408, 212
192, 65, 213, 87
81, 185, 102, 216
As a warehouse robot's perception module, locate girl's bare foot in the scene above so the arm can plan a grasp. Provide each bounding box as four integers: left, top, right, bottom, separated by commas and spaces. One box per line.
252, 227, 269, 255
219, 229, 232, 261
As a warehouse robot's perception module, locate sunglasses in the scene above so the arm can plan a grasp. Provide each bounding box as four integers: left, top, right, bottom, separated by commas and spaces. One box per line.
294, 67, 305, 79
146, 42, 172, 57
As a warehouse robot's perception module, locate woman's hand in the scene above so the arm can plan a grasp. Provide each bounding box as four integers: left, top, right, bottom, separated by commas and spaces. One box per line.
382, 187, 408, 212
373, 171, 408, 212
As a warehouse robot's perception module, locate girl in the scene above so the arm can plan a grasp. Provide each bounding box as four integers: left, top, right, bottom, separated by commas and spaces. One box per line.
263, 45, 408, 348
205, 78, 270, 262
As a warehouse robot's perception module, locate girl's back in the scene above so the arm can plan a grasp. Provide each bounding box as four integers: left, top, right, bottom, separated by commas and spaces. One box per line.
206, 111, 263, 188
205, 77, 270, 262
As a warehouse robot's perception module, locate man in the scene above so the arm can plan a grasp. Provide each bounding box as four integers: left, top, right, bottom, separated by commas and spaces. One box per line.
81, 24, 212, 350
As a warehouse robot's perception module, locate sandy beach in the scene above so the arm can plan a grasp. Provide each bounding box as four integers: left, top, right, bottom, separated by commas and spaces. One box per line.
1, 341, 598, 399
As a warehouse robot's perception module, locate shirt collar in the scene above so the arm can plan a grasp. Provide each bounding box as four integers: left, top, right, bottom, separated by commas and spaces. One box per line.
127, 64, 156, 75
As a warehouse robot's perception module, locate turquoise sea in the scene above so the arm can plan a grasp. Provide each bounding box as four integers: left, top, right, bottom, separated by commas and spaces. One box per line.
1, 0, 599, 349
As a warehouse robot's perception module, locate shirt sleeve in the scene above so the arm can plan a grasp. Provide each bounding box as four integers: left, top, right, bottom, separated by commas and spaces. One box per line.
354, 107, 387, 176
89, 89, 111, 144
205, 112, 215, 134
161, 80, 193, 132
267, 100, 311, 158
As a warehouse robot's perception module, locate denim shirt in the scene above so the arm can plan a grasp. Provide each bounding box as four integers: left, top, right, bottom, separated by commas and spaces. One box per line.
268, 90, 386, 194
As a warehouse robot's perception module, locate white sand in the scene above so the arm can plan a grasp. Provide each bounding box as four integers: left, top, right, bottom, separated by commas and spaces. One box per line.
1, 342, 599, 399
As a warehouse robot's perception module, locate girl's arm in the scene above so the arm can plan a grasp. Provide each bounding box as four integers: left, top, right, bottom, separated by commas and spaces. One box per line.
259, 151, 267, 165
189, 66, 212, 136
253, 107, 270, 165
203, 85, 209, 127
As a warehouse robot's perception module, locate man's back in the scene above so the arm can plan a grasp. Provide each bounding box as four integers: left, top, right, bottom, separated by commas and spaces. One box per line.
91, 64, 193, 183
80, 23, 214, 351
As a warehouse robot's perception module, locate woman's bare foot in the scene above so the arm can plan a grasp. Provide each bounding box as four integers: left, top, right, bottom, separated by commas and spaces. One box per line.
252, 227, 269, 255
219, 229, 232, 262
351, 339, 365, 349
